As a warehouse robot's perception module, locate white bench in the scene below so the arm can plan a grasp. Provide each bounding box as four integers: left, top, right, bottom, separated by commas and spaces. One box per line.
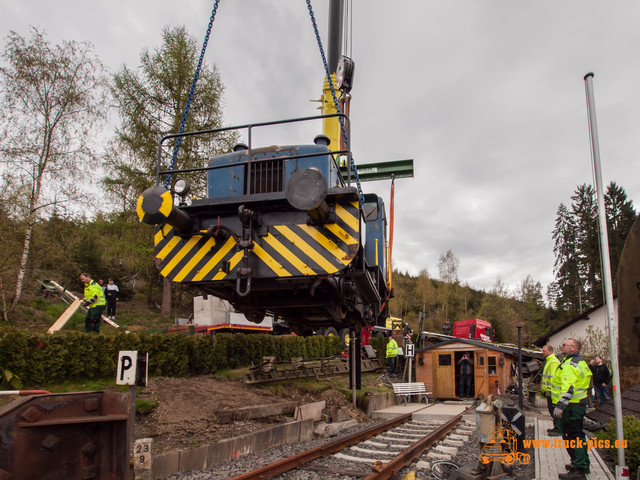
392, 382, 431, 404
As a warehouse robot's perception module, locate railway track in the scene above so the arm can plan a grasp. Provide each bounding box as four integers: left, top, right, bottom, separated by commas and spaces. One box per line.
229, 407, 473, 480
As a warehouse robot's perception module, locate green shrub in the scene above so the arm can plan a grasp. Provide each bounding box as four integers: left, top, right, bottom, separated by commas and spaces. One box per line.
597, 415, 640, 477
136, 398, 160, 414
1, 368, 22, 389
370, 336, 386, 359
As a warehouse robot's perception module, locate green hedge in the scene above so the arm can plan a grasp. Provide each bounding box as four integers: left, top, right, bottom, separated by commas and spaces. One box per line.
0, 330, 343, 387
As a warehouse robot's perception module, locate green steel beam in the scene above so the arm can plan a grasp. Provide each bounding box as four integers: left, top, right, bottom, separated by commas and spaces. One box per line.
340, 159, 414, 182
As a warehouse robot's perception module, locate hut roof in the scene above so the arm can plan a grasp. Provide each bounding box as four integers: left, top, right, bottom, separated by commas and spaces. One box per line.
417, 334, 544, 361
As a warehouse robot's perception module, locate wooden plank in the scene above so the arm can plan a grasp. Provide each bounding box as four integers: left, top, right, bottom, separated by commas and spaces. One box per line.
474, 351, 488, 398
48, 299, 82, 334
101, 314, 120, 328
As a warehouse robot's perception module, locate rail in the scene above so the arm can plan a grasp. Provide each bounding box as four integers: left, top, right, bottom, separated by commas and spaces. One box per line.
229, 406, 472, 479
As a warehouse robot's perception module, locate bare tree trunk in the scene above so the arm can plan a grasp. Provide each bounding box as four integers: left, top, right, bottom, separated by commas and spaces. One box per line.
1, 276, 9, 321
10, 218, 35, 311
162, 277, 171, 318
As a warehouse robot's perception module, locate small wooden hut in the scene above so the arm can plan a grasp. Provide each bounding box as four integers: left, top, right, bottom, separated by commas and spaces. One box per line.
415, 337, 543, 400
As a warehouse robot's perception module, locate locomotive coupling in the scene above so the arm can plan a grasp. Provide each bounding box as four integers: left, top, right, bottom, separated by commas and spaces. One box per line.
285, 168, 330, 224
137, 185, 194, 234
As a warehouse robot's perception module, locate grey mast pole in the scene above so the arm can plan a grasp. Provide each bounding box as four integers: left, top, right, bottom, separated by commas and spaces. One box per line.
327, 0, 344, 73
583, 72, 626, 473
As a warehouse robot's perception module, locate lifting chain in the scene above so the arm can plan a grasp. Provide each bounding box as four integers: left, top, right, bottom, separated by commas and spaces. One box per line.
306, 0, 365, 209
164, 0, 222, 189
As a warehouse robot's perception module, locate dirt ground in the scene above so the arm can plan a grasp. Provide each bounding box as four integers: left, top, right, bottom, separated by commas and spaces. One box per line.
134, 375, 369, 454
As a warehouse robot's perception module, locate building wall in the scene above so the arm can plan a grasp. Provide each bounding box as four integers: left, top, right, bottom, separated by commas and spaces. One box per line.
545, 299, 618, 352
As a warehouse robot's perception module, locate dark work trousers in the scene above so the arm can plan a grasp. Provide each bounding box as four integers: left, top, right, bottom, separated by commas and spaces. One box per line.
547, 396, 561, 431
459, 374, 472, 397
85, 305, 106, 333
560, 403, 590, 471
388, 356, 397, 375
106, 299, 117, 318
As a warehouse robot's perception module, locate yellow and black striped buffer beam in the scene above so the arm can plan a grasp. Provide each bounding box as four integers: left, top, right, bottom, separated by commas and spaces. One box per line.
152, 200, 360, 283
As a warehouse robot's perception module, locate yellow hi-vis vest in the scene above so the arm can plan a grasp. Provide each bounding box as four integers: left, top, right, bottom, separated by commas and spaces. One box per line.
386, 338, 398, 358
541, 353, 560, 394
84, 280, 106, 307
555, 353, 592, 409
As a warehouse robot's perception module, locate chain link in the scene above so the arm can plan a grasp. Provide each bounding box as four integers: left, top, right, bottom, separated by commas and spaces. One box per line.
306, 0, 365, 208
164, 0, 221, 189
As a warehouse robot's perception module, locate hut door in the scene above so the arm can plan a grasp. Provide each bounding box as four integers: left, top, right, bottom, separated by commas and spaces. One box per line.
474, 351, 489, 398
434, 351, 455, 398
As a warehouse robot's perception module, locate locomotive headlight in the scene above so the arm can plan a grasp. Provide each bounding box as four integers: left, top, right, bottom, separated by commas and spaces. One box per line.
173, 178, 191, 197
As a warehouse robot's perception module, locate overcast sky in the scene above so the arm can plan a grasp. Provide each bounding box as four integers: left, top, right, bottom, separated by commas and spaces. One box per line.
3, 0, 640, 295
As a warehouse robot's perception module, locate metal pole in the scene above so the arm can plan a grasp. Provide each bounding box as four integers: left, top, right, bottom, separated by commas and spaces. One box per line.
517, 326, 523, 411
327, 0, 344, 72
351, 328, 357, 407
584, 72, 626, 472
129, 385, 137, 458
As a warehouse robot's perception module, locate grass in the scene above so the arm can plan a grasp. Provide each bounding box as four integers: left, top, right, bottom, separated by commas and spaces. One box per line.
136, 398, 160, 414
15, 297, 176, 334
257, 371, 391, 400
0, 375, 161, 414
215, 368, 247, 381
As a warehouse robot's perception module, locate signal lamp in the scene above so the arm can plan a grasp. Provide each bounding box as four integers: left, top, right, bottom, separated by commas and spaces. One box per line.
173, 178, 190, 197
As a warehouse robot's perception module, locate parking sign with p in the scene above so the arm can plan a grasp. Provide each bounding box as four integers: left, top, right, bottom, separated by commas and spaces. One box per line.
117, 351, 138, 385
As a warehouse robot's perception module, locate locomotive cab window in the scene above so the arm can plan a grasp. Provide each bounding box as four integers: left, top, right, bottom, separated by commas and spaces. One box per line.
363, 202, 378, 222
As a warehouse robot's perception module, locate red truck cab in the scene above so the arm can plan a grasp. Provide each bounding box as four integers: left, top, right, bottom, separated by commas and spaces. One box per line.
453, 318, 494, 342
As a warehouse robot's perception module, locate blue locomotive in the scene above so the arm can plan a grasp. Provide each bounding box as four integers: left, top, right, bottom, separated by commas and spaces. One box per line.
137, 114, 391, 335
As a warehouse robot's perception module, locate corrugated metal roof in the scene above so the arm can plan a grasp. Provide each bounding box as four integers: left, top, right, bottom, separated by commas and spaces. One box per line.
416, 334, 544, 360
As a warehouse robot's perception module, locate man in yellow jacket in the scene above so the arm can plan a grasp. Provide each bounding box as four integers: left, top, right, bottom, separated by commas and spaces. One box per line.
540, 344, 561, 436
552, 338, 592, 480
80, 273, 107, 334
386, 334, 398, 375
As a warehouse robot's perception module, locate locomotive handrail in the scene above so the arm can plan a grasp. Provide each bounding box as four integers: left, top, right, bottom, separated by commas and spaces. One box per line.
157, 149, 350, 179
155, 112, 352, 187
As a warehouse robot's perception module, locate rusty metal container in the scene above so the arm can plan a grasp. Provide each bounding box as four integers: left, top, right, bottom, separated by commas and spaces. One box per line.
0, 391, 129, 480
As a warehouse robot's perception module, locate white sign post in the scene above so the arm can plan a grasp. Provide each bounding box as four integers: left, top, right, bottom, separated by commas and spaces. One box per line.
117, 351, 138, 386
405, 344, 415, 384
117, 351, 148, 459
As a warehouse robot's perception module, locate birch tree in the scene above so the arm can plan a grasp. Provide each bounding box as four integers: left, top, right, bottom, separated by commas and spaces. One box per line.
0, 29, 108, 309
437, 250, 460, 321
